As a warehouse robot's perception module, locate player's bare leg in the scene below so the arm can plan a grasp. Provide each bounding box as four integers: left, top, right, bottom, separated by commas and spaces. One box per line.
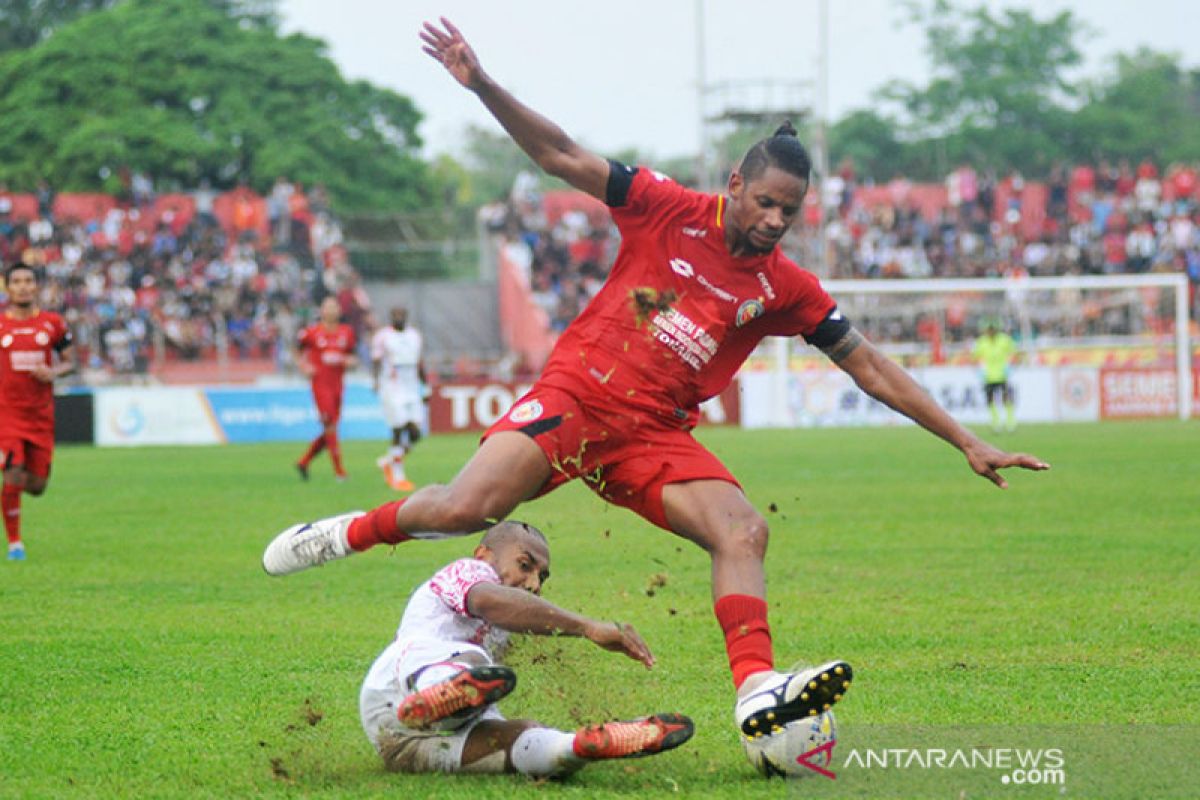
264, 431, 550, 575
661, 479, 852, 735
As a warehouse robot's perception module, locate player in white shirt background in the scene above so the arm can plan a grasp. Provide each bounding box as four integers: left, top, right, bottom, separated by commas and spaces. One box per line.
358, 519, 694, 775
370, 307, 428, 491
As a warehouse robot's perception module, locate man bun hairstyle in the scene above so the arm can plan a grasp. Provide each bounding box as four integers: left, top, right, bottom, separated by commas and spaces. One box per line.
739, 120, 812, 183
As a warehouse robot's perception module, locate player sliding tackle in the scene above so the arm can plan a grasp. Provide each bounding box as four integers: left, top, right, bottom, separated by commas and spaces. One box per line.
265, 17, 1049, 750
360, 521, 692, 775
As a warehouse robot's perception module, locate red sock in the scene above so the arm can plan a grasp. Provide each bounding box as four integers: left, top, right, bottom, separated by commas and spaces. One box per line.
714, 594, 774, 689
2, 484, 21, 544
326, 431, 345, 476
298, 434, 325, 467
346, 500, 410, 551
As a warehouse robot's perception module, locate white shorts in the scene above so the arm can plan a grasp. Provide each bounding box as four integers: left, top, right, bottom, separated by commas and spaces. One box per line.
380, 388, 423, 429
359, 640, 503, 773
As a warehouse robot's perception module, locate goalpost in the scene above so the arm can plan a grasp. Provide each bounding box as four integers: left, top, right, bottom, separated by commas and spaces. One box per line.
755, 273, 1193, 426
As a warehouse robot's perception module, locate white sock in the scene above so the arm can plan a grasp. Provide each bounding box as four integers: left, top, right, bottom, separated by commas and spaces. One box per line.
737, 669, 779, 698
389, 446, 406, 461
510, 728, 583, 777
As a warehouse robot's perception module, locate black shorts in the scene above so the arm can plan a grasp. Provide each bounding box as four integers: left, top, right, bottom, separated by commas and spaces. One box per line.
984, 382, 1013, 404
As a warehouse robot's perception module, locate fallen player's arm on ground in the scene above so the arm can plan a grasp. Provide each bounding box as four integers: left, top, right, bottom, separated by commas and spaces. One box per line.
465, 582, 593, 638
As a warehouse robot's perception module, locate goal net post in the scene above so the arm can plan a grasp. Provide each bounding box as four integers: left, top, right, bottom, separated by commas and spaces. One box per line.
744, 274, 1193, 427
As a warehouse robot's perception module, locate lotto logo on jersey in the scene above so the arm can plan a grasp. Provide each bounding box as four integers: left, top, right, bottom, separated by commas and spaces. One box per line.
670, 258, 695, 278
508, 399, 544, 424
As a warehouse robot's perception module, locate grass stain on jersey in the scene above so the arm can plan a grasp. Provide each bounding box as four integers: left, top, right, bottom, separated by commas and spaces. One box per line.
629, 287, 677, 328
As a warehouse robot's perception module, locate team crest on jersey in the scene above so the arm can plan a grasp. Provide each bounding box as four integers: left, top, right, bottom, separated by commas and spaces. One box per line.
35, 331, 49, 346
736, 299, 765, 327
0, 335, 11, 348
508, 399, 544, 424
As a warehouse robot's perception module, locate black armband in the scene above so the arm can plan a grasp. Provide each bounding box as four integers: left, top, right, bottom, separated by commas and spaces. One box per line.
605, 159, 638, 208
802, 307, 852, 349
53, 331, 74, 352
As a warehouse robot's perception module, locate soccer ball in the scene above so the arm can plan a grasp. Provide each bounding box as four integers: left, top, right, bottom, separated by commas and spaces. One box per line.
741, 710, 837, 778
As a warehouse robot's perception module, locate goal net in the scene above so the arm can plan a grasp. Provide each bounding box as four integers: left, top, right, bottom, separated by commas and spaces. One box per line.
740, 274, 1194, 427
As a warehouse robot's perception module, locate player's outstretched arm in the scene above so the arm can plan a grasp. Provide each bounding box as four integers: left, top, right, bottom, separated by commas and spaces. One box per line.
467, 583, 654, 668
825, 329, 1050, 488
420, 17, 609, 201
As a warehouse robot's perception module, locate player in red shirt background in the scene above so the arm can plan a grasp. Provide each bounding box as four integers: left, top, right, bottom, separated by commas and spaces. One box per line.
1, 263, 75, 561
294, 296, 357, 481
264, 18, 1050, 753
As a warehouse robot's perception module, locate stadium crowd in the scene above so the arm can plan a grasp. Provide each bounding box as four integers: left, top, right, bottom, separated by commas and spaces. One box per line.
5, 157, 1198, 378
0, 177, 367, 381
488, 157, 1200, 331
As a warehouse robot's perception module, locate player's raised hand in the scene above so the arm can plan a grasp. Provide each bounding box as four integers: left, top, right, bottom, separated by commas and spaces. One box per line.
962, 439, 1050, 489
586, 621, 656, 669
420, 18, 485, 90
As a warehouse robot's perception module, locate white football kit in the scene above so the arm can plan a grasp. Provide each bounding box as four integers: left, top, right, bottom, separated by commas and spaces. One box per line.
359, 558, 510, 771
371, 326, 424, 428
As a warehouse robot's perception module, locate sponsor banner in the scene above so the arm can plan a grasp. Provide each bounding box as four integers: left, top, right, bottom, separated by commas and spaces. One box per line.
204, 384, 390, 442
1054, 367, 1100, 422
427, 380, 741, 433
1099, 368, 1178, 419
742, 366, 1071, 428
95, 387, 222, 446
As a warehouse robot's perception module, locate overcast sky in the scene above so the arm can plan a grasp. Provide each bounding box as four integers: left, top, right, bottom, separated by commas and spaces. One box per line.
280, 0, 1194, 161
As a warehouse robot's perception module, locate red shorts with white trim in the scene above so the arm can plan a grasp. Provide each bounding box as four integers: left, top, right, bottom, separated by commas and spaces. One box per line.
483, 385, 738, 531
0, 434, 54, 480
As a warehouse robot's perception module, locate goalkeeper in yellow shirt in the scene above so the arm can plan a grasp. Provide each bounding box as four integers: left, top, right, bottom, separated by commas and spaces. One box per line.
973, 322, 1018, 432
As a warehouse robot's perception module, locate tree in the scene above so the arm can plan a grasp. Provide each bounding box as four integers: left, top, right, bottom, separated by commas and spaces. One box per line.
0, 0, 115, 53
0, 0, 433, 211
829, 110, 908, 181
0, 0, 277, 54
1072, 49, 1200, 164
876, 0, 1086, 176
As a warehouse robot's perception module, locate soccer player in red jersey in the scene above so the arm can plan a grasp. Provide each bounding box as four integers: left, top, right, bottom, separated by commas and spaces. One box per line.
294, 296, 357, 481
265, 18, 1050, 747
1, 263, 74, 561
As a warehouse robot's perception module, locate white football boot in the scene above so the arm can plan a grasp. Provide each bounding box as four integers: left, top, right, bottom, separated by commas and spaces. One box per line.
262, 511, 364, 576
734, 660, 853, 737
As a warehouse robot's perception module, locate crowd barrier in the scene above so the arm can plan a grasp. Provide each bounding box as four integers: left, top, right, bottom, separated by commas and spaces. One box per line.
49, 365, 1189, 447
739, 365, 1200, 428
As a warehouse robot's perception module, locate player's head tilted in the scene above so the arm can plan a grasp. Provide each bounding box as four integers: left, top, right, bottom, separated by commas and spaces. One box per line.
726, 122, 812, 256
318, 296, 341, 325
390, 307, 409, 330
3, 262, 39, 309
473, 521, 549, 595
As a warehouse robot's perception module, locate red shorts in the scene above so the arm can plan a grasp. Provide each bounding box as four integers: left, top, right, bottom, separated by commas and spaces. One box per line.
483, 385, 738, 531
312, 384, 343, 425
0, 434, 53, 480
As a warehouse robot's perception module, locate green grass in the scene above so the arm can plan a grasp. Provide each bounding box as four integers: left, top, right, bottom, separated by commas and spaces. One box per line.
1, 422, 1197, 798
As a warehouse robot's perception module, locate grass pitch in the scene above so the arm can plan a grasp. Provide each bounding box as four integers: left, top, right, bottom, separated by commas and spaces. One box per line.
1, 422, 1197, 798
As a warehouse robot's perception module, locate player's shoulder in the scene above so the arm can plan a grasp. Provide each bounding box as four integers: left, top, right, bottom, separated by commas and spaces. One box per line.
39, 310, 67, 328
618, 163, 707, 215
763, 250, 826, 298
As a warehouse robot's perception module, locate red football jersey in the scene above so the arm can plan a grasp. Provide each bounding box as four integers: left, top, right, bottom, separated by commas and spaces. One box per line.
540, 166, 836, 426
0, 309, 72, 439
297, 322, 355, 389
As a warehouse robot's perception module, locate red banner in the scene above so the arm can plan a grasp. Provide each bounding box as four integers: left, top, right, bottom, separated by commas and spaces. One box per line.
1099, 368, 1178, 418
428, 379, 741, 433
